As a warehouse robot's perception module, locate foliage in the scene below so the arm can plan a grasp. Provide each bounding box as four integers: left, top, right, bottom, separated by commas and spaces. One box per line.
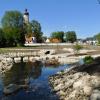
30, 20, 43, 43
66, 31, 77, 43
83, 56, 94, 64
74, 44, 83, 54
42, 36, 47, 42
51, 31, 64, 42
94, 33, 100, 44
1, 10, 25, 46
0, 28, 6, 47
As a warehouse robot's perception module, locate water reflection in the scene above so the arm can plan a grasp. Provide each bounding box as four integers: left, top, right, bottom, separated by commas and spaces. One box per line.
3, 61, 43, 86
1, 61, 68, 100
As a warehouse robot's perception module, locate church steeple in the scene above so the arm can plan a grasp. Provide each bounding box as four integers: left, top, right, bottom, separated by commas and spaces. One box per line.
23, 9, 29, 24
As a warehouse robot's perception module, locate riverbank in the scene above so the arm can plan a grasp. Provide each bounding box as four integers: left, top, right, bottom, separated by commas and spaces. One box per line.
0, 47, 100, 99
0, 48, 100, 73
49, 57, 100, 100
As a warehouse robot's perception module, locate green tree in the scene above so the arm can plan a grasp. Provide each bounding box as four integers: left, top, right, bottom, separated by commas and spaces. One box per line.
30, 20, 43, 43
42, 36, 47, 43
0, 28, 6, 47
1, 10, 25, 46
94, 33, 100, 44
66, 31, 77, 43
51, 31, 64, 42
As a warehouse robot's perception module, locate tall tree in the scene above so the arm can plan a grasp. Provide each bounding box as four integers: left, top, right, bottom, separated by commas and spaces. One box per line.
30, 20, 43, 43
51, 31, 64, 42
94, 33, 100, 44
66, 31, 77, 43
1, 10, 25, 46
0, 28, 6, 47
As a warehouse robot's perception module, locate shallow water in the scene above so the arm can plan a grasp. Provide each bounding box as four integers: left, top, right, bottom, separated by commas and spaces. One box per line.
0, 61, 70, 100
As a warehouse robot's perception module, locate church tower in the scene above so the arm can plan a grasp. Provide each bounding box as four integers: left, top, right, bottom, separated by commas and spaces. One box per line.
23, 9, 29, 24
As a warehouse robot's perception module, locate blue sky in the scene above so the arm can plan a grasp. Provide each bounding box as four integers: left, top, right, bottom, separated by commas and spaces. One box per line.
0, 0, 100, 38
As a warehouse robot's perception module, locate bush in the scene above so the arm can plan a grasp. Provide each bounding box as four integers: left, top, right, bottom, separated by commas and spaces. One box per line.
83, 56, 94, 64
74, 44, 83, 54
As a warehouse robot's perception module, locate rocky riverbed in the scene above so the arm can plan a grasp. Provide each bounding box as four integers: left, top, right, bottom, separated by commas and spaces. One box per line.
0, 49, 80, 73
49, 57, 100, 100
0, 55, 13, 74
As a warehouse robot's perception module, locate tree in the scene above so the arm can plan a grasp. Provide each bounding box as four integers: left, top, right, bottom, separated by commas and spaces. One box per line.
94, 33, 100, 44
30, 20, 43, 43
66, 31, 77, 43
42, 36, 47, 43
51, 31, 64, 42
1, 10, 25, 46
0, 28, 6, 47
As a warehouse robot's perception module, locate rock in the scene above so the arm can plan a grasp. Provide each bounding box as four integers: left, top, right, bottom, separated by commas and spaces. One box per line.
91, 76, 100, 88
73, 79, 84, 89
67, 90, 78, 99
59, 90, 66, 96
14, 57, 21, 63
45, 59, 59, 66
49, 57, 100, 100
54, 83, 64, 91
56, 90, 66, 96
29, 57, 35, 62
83, 86, 93, 96
0, 59, 13, 73
6, 58, 13, 63
73, 74, 92, 89
90, 89, 100, 100
23, 57, 29, 62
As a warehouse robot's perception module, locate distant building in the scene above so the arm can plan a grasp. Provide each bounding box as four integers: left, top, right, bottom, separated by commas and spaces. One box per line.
77, 38, 98, 45
25, 36, 36, 44
86, 39, 98, 45
46, 38, 50, 43
50, 38, 61, 43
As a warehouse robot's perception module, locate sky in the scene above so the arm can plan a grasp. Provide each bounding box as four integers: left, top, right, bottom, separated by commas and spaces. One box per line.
0, 0, 100, 39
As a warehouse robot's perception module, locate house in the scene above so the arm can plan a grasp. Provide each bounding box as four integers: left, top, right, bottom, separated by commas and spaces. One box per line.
45, 38, 50, 43
50, 38, 61, 43
86, 39, 98, 45
25, 36, 36, 44
77, 38, 98, 45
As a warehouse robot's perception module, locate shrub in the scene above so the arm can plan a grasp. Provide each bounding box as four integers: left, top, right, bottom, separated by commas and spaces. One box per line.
83, 56, 94, 64
74, 44, 83, 54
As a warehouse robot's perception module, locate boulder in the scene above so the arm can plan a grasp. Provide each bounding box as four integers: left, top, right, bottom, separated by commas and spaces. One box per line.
45, 59, 59, 66
83, 86, 93, 96
23, 57, 29, 62
6, 58, 13, 63
29, 57, 35, 62
14, 57, 21, 63
90, 89, 100, 100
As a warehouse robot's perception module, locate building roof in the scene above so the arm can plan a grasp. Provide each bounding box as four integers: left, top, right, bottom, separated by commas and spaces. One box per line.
24, 9, 29, 15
